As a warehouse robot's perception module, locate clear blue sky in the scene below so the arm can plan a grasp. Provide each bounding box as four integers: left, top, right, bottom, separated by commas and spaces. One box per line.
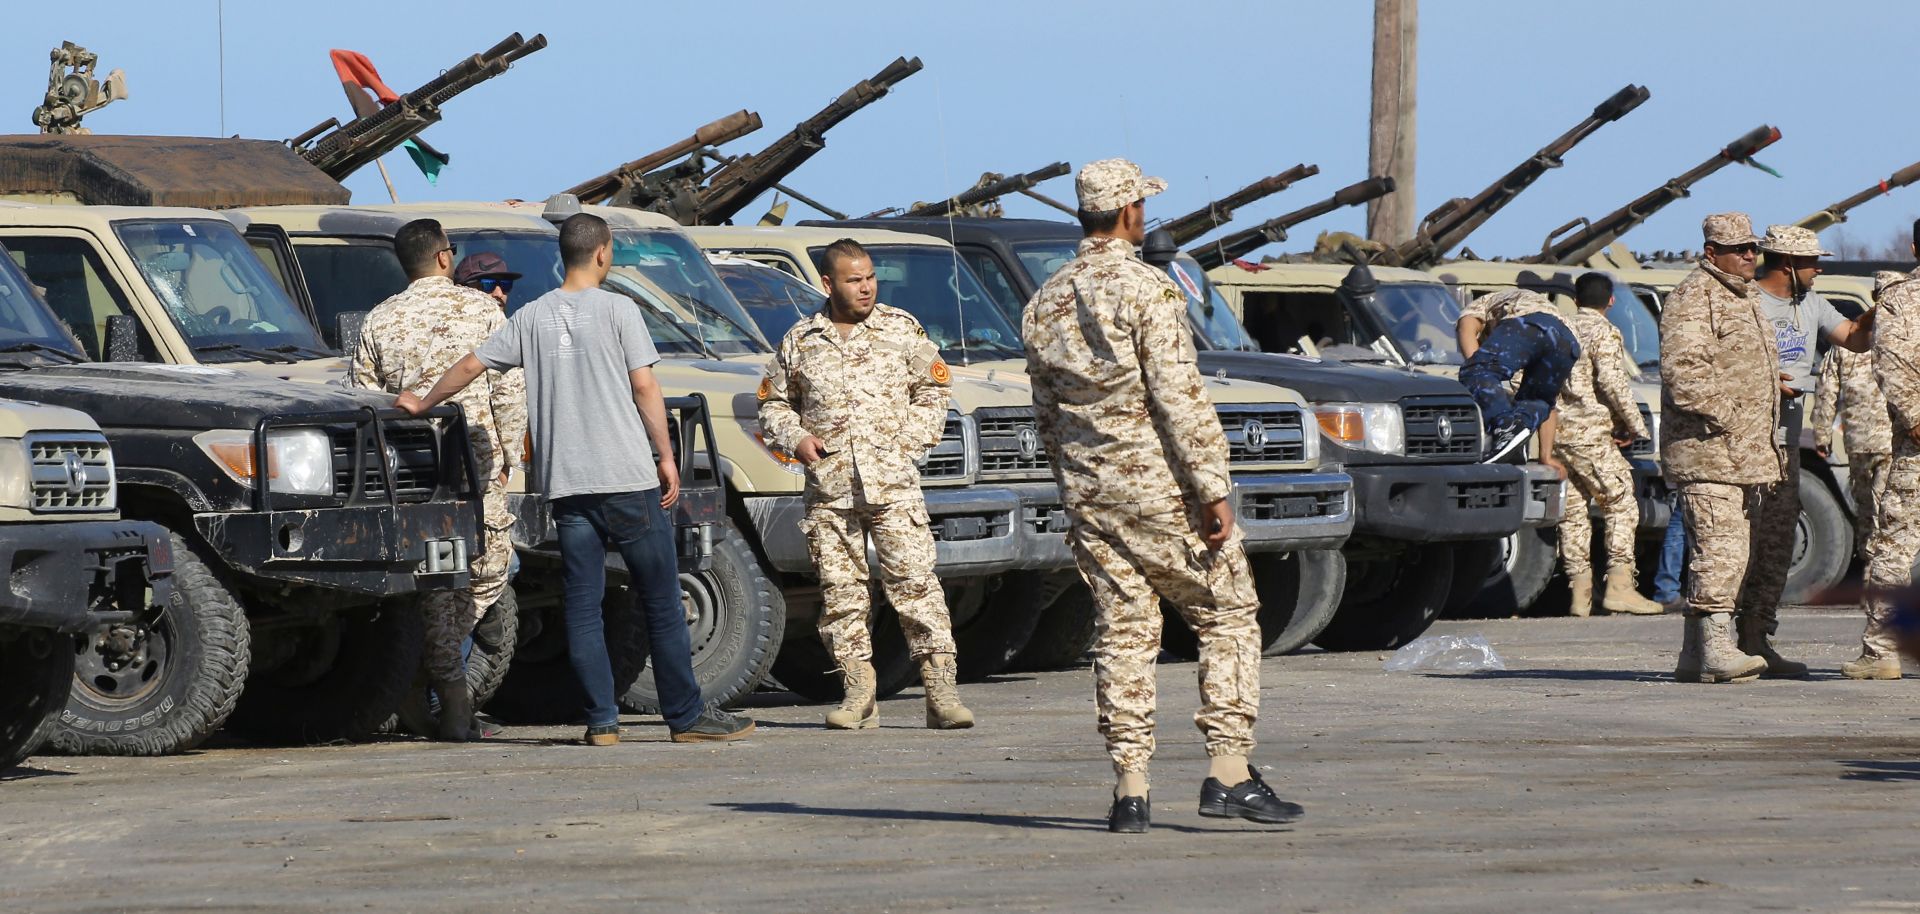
7, 1, 1916, 258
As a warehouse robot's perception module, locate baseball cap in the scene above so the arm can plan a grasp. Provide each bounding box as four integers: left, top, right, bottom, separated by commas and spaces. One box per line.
454, 251, 521, 285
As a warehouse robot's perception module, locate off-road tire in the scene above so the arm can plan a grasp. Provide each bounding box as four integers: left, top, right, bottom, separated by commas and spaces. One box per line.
953, 575, 1045, 682
1313, 543, 1456, 652
1785, 468, 1851, 605
1008, 578, 1097, 672
52, 533, 249, 756
487, 584, 647, 725
1161, 549, 1347, 660
1459, 527, 1558, 617
769, 603, 916, 702
225, 601, 422, 745
622, 525, 784, 714
0, 627, 75, 770
1441, 539, 1505, 618
387, 586, 520, 735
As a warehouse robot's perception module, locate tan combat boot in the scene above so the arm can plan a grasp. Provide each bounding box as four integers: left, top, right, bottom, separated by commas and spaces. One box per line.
1600, 566, 1665, 615
1841, 653, 1902, 680
1736, 614, 1809, 678
1680, 612, 1766, 683
1567, 571, 1593, 618
825, 660, 879, 730
920, 652, 975, 730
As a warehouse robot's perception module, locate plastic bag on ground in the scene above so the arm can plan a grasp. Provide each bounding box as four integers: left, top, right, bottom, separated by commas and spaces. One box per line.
1383, 634, 1506, 673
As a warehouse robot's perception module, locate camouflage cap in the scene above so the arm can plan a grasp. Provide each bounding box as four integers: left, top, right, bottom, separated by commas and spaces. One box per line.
1757, 224, 1833, 258
1875, 270, 1907, 299
1076, 158, 1167, 213
1701, 212, 1759, 246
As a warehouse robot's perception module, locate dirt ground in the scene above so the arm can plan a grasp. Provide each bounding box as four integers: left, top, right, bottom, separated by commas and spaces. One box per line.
4, 606, 1918, 913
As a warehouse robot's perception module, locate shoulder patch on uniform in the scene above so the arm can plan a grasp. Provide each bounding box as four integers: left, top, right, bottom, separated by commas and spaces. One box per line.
757, 377, 773, 401
929, 358, 950, 384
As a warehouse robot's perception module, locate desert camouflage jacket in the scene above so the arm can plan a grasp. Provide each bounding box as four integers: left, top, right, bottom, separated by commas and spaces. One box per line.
1658, 258, 1784, 485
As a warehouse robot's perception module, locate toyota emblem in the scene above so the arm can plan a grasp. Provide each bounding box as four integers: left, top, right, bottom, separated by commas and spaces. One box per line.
1242, 418, 1266, 455
63, 451, 88, 494
1436, 414, 1455, 446
1016, 426, 1041, 462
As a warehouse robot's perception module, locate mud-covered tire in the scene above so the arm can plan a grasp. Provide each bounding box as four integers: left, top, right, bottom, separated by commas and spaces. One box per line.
622, 525, 784, 714
1008, 579, 1097, 672
1785, 469, 1851, 605
769, 604, 917, 702
0, 627, 74, 770
52, 533, 249, 756
487, 585, 647, 725
1161, 549, 1347, 660
470, 587, 520, 708
953, 575, 1044, 682
225, 601, 422, 745
1313, 543, 1455, 652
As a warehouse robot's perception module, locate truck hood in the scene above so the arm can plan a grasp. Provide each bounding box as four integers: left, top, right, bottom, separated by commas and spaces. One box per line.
0, 398, 104, 437
1196, 351, 1470, 403
0, 363, 395, 429
969, 357, 1305, 407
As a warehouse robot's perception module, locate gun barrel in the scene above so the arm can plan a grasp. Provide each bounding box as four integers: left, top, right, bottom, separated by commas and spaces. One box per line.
1531, 123, 1783, 264
1382, 84, 1650, 269
1158, 164, 1320, 246
903, 162, 1070, 218
1187, 176, 1396, 270
1796, 159, 1920, 233
565, 109, 764, 204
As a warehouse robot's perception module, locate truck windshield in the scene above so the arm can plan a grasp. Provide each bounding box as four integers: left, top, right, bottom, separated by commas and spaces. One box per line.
0, 248, 86, 361
447, 230, 565, 309
812, 244, 1024, 364
1168, 256, 1260, 352
597, 271, 716, 357
114, 219, 330, 360
1011, 241, 1078, 288
1609, 278, 1661, 374
612, 228, 770, 355
1368, 282, 1465, 366
714, 261, 826, 343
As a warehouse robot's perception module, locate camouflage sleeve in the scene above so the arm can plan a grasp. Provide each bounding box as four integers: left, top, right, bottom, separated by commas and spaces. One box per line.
1592, 324, 1646, 439
1873, 289, 1920, 432
1810, 349, 1840, 451
1658, 280, 1734, 433
490, 367, 527, 471
1132, 273, 1233, 504
756, 334, 807, 454
903, 333, 953, 449
347, 320, 381, 391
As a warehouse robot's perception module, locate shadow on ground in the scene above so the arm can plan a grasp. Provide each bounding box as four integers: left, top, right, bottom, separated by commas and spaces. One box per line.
713, 800, 1284, 835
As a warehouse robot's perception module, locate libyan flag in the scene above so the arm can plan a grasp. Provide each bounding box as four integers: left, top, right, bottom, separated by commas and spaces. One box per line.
329, 49, 450, 184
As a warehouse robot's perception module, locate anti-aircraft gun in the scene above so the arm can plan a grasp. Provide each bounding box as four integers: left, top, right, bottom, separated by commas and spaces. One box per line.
1795, 159, 1920, 233
31, 41, 127, 135
1187, 176, 1397, 270
289, 32, 546, 181
873, 162, 1071, 219
1156, 164, 1318, 246
1527, 124, 1782, 264
563, 109, 766, 207
1375, 84, 1650, 270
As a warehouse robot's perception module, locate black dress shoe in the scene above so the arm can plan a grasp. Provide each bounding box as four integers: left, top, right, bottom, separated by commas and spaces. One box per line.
1107, 794, 1150, 834
1199, 768, 1303, 825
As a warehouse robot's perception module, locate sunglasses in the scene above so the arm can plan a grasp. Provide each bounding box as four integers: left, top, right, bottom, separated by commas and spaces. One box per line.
441, 243, 459, 257
472, 277, 514, 294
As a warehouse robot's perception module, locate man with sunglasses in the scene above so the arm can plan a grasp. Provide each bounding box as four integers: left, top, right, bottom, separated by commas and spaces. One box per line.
350, 219, 526, 739
455, 252, 521, 310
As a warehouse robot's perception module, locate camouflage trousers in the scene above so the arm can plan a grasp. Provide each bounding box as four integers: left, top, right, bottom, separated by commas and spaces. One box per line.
1554, 441, 1638, 574
422, 485, 514, 684
804, 495, 956, 666
1678, 481, 1761, 618
1849, 452, 1891, 563
1067, 496, 1262, 775
1737, 445, 1801, 634
1861, 449, 1920, 658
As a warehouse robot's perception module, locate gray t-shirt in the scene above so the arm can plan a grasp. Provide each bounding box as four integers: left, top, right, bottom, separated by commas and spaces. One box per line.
475, 287, 661, 498
1751, 286, 1845, 393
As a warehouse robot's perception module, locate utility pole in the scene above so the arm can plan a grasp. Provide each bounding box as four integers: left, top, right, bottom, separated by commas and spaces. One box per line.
1367, 0, 1417, 244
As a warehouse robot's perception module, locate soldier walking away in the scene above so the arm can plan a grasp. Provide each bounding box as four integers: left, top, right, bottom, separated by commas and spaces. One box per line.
1811, 271, 1899, 564
756, 237, 975, 731
1659, 213, 1777, 683
1740, 225, 1875, 677
456, 251, 521, 310
400, 213, 753, 744
1852, 222, 1920, 680
1023, 158, 1302, 835
349, 219, 525, 741
1456, 289, 1580, 462
1555, 272, 1663, 617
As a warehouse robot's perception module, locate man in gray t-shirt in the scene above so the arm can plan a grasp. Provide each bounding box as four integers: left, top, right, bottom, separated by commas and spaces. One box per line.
400, 212, 752, 746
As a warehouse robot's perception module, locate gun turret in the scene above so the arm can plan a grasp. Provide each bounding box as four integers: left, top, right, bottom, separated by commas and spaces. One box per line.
292, 32, 546, 181
1187, 176, 1397, 270
564, 110, 765, 205
686, 56, 922, 225
1156, 164, 1319, 246
899, 162, 1070, 218
1795, 159, 1920, 233
32, 42, 128, 135
1529, 124, 1782, 265
1377, 84, 1650, 269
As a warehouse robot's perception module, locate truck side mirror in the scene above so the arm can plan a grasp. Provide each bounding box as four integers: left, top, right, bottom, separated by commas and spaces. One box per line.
336, 311, 368, 363
103, 314, 142, 362
1141, 229, 1178, 267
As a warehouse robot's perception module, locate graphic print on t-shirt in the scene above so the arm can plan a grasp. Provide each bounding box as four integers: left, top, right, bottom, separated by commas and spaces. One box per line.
1772, 316, 1808, 371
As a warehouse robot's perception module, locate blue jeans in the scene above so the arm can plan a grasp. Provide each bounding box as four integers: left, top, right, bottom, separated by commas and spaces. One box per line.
1461, 313, 1580, 432
552, 489, 702, 731
1652, 495, 1686, 603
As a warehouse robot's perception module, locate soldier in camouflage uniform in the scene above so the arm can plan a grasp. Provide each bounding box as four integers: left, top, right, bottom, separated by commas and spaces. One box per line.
758, 237, 973, 731
1023, 158, 1302, 834
1555, 272, 1662, 617
1659, 213, 1775, 683
1457, 289, 1580, 461
350, 219, 525, 740
1853, 229, 1920, 679
1811, 271, 1899, 563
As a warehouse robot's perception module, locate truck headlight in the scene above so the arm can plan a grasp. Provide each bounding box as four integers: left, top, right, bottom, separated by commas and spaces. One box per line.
194, 428, 335, 496
1314, 403, 1405, 456
737, 420, 805, 475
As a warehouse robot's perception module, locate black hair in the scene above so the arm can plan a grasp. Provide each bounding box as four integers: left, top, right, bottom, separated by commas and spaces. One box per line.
816, 238, 870, 277
1573, 271, 1613, 308
559, 213, 611, 270
1077, 207, 1122, 235
394, 218, 449, 279
1912, 217, 1920, 249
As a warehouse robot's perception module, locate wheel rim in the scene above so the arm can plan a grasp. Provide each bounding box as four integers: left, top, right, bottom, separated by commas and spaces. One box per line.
262, 621, 344, 688
1789, 509, 1812, 581
72, 604, 172, 709
680, 571, 721, 662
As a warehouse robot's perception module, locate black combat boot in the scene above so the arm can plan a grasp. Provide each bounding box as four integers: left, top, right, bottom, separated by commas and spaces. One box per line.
1199, 767, 1304, 825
